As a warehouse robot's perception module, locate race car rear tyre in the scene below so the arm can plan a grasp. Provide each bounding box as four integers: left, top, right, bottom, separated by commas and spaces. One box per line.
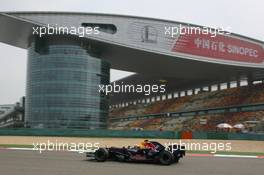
174, 157, 179, 163
159, 150, 174, 165
94, 148, 109, 162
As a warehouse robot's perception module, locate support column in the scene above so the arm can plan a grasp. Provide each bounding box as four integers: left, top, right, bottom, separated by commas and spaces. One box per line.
237, 80, 241, 87
217, 84, 221, 90
227, 82, 231, 89
208, 86, 212, 92
248, 75, 253, 87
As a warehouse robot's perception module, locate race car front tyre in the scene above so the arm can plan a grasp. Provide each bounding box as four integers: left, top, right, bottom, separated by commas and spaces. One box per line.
159, 150, 174, 165
94, 148, 109, 162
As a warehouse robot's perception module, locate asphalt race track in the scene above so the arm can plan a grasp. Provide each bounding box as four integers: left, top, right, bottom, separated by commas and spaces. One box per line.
0, 150, 263, 175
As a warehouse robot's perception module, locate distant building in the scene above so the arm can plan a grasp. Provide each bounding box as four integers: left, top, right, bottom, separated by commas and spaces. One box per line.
0, 97, 25, 128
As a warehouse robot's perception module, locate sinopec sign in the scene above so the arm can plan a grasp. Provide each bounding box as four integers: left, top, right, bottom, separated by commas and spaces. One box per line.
172, 33, 264, 63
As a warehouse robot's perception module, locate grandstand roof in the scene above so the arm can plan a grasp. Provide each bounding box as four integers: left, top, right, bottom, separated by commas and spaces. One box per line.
1, 12, 264, 104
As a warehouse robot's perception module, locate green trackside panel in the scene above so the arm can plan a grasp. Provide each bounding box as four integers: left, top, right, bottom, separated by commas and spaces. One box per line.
0, 128, 178, 139
228, 133, 264, 141
98, 130, 176, 138
207, 132, 228, 140
192, 132, 208, 139
173, 131, 181, 139
2, 129, 264, 140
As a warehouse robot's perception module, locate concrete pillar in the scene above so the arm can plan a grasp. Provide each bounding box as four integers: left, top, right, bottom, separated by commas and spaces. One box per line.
237, 80, 241, 87
217, 84, 221, 90
227, 82, 231, 89
248, 78, 253, 86
247, 74, 253, 86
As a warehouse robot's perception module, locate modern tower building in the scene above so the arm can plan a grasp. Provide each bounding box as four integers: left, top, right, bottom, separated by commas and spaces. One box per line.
26, 36, 110, 129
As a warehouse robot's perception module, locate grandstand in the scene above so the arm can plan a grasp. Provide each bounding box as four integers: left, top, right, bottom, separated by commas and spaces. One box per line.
0, 98, 25, 128
0, 12, 264, 130
109, 83, 264, 132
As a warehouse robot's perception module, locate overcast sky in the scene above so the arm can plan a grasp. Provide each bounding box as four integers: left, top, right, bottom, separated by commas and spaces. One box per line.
0, 0, 264, 104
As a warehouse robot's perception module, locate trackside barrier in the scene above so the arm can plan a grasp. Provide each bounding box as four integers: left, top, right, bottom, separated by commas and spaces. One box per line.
192, 132, 264, 141
227, 133, 264, 140
180, 131, 193, 139
0, 129, 263, 140
182, 132, 229, 140
192, 132, 207, 139
0, 128, 179, 139
207, 132, 229, 140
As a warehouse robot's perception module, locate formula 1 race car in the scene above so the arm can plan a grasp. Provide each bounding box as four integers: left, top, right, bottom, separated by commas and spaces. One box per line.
86, 141, 185, 165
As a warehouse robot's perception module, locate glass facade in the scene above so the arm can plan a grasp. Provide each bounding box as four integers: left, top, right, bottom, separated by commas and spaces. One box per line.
25, 37, 110, 129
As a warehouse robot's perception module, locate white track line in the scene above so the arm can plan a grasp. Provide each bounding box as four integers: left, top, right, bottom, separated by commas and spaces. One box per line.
214, 154, 259, 159
7, 148, 35, 151
186, 153, 263, 159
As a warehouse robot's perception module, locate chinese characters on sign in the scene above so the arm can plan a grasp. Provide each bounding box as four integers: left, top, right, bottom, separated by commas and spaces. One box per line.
172, 33, 263, 63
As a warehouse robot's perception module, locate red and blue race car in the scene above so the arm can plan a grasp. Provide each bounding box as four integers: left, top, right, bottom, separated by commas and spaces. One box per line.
86, 141, 185, 165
